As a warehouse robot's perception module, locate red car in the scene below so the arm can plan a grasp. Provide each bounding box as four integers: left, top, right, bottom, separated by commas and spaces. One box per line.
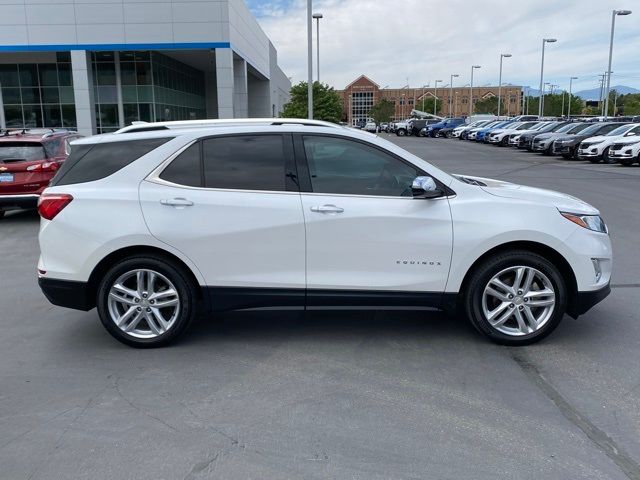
0, 129, 82, 218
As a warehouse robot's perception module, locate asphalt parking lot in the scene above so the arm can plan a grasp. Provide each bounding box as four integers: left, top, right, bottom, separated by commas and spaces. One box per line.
1, 136, 639, 480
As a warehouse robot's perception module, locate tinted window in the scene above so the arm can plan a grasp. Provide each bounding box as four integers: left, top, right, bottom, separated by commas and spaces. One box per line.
0, 142, 46, 162
51, 137, 171, 186
159, 142, 202, 187
202, 135, 286, 191
302, 135, 418, 197
596, 124, 621, 135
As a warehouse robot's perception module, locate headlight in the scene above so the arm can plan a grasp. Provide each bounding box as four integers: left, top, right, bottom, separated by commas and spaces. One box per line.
560, 211, 608, 234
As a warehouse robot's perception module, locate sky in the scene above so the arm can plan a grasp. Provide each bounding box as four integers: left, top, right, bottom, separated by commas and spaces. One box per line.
245, 0, 640, 93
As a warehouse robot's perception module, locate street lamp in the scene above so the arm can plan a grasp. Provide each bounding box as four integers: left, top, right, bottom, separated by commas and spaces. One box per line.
604, 9, 632, 117
469, 65, 481, 116
306, 0, 313, 119
449, 74, 459, 117
497, 54, 511, 117
312, 13, 323, 84
567, 76, 578, 118
434, 79, 442, 116
541, 82, 550, 116
538, 38, 557, 117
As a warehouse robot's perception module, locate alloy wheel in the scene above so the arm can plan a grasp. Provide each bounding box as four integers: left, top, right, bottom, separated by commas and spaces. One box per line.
482, 265, 555, 336
107, 269, 181, 339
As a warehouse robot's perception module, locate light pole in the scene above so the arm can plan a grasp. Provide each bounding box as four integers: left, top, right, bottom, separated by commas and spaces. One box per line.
538, 38, 557, 117
567, 76, 577, 118
497, 53, 511, 117
469, 65, 481, 116
306, 0, 313, 119
449, 74, 459, 117
312, 13, 323, 84
541, 82, 550, 116
605, 10, 632, 117
434, 79, 442, 116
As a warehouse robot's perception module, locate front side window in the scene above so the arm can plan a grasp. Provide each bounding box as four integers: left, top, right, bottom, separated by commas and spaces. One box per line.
202, 135, 286, 191
302, 136, 419, 197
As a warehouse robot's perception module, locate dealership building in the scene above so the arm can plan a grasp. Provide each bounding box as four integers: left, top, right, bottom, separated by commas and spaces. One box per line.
0, 0, 291, 135
338, 75, 523, 125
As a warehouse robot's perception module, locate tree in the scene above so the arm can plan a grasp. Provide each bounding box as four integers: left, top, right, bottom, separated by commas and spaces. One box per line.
620, 94, 640, 115
416, 97, 441, 115
473, 96, 499, 115
368, 98, 395, 123
281, 81, 343, 123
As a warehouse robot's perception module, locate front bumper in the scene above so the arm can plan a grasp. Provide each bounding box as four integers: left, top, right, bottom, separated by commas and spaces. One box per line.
0, 194, 39, 210
38, 277, 94, 311
568, 283, 611, 318
553, 143, 575, 155
577, 149, 602, 158
532, 142, 551, 152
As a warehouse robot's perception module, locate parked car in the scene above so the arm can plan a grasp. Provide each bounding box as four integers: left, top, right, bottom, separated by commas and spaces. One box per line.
467, 121, 502, 141
379, 122, 390, 132
394, 120, 410, 136
37, 118, 612, 348
530, 122, 590, 155
517, 122, 571, 150
577, 123, 640, 163
408, 119, 438, 136
452, 121, 490, 139
0, 128, 82, 218
354, 119, 367, 129
475, 121, 514, 143
551, 122, 624, 159
507, 122, 551, 147
426, 118, 465, 138
364, 121, 378, 133
487, 122, 539, 146
609, 139, 640, 166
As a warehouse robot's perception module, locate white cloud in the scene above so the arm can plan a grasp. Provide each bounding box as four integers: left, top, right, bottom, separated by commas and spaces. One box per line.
253, 0, 640, 92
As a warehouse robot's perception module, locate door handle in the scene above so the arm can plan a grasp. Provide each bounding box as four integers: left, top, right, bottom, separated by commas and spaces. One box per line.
310, 204, 344, 214
160, 197, 194, 207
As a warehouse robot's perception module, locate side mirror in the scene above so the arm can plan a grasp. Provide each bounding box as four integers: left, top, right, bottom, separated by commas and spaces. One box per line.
625, 132, 636, 137
412, 176, 443, 199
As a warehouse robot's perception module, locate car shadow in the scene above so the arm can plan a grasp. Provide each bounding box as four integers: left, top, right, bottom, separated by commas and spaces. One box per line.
0, 208, 39, 224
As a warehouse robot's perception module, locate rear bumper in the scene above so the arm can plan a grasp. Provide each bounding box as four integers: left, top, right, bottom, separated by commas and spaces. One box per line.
0, 194, 39, 209
567, 283, 611, 319
38, 277, 94, 311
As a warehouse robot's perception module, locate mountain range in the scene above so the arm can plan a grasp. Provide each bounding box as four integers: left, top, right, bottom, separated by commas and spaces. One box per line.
522, 85, 640, 100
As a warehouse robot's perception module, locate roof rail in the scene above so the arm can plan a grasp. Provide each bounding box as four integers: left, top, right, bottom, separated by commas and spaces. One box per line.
113, 118, 344, 134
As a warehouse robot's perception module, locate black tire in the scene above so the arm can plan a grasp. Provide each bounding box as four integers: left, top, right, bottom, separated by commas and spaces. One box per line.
602, 147, 616, 164
445, 131, 453, 138
0, 210, 5, 220
500, 137, 509, 147
96, 255, 198, 348
396, 129, 406, 137
619, 157, 634, 167
463, 250, 567, 345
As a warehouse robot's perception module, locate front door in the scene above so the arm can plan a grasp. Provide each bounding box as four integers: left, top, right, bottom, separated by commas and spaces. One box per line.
295, 134, 453, 306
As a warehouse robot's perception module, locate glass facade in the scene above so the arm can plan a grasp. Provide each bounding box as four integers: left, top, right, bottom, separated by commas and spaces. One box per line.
91, 51, 206, 133
0, 52, 76, 129
350, 91, 374, 125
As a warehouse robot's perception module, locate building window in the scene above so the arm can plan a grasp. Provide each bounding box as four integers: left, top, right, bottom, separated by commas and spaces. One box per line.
0, 55, 76, 129
350, 91, 374, 125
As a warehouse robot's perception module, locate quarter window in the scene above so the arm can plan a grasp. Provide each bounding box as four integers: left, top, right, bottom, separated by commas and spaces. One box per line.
302, 136, 419, 197
160, 142, 202, 187
202, 135, 286, 191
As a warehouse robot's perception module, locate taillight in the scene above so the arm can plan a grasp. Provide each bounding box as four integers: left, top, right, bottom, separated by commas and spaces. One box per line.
38, 193, 73, 220
27, 162, 60, 172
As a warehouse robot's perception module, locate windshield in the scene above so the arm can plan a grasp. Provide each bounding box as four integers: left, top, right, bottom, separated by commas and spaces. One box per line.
565, 123, 589, 134
579, 124, 606, 136
555, 123, 578, 133
0, 142, 46, 162
607, 124, 634, 136
537, 122, 562, 133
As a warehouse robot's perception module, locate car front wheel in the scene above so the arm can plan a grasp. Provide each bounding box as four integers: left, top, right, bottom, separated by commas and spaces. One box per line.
396, 129, 406, 137
97, 255, 198, 348
463, 250, 566, 345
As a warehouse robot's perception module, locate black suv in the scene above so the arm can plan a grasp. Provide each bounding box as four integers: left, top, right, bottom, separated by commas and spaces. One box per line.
552, 122, 627, 159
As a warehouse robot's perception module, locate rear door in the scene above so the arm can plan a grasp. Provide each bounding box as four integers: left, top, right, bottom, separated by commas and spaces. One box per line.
139, 133, 306, 309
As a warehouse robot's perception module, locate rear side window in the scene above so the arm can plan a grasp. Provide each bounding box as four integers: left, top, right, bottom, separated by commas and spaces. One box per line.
202, 135, 286, 191
51, 137, 172, 186
159, 142, 202, 187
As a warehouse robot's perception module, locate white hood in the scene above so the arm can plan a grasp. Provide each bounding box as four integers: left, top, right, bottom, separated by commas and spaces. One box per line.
456, 175, 599, 215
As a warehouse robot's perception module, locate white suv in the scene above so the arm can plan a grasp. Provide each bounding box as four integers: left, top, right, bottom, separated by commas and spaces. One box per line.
38, 119, 612, 348
577, 123, 640, 163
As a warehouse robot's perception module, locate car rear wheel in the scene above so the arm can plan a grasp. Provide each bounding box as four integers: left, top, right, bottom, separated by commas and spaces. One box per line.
396, 129, 406, 137
97, 255, 198, 348
463, 250, 566, 345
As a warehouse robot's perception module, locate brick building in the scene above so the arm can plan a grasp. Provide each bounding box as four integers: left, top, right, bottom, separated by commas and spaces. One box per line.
337, 75, 523, 125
